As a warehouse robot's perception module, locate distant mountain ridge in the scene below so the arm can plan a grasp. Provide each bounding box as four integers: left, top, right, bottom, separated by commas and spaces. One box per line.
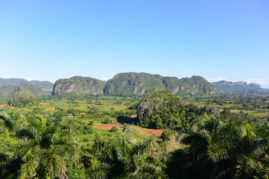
2, 75, 268, 97
53, 72, 217, 97
0, 84, 43, 97
0, 78, 53, 96
213, 80, 269, 95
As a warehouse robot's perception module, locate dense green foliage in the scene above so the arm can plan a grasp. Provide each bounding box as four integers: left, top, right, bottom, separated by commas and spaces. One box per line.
83, 136, 166, 178
137, 90, 217, 129
0, 91, 268, 178
184, 94, 269, 122
0, 113, 78, 178
0, 110, 168, 178
137, 90, 185, 129
8, 91, 38, 107
166, 113, 269, 179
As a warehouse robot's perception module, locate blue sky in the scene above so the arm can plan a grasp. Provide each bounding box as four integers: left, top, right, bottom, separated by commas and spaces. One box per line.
0, 0, 269, 88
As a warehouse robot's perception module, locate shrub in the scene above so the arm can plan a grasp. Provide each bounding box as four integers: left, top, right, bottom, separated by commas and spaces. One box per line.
110, 126, 119, 132
137, 90, 184, 129
103, 118, 112, 124
161, 130, 174, 141
87, 107, 98, 114
88, 121, 94, 126
8, 91, 37, 107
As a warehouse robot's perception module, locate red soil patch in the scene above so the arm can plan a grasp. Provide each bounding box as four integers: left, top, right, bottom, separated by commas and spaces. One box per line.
97, 124, 163, 136
49, 107, 55, 110
97, 124, 123, 130
0, 104, 7, 109
80, 113, 86, 115
144, 128, 163, 136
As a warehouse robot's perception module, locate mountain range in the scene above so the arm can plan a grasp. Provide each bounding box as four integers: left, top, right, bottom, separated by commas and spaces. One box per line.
0, 78, 53, 97
53, 73, 217, 97
0, 73, 268, 97
213, 81, 269, 95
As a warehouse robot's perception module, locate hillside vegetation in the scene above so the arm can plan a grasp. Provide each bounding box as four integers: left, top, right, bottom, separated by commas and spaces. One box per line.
53, 73, 217, 97
2, 75, 269, 98
0, 84, 43, 97
137, 90, 219, 130
0, 78, 53, 96
8, 91, 38, 107
52, 76, 105, 96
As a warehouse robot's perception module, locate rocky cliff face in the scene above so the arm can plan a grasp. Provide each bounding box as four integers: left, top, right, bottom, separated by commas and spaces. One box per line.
52, 73, 218, 97
104, 73, 217, 96
52, 76, 105, 96
176, 76, 217, 95
104, 73, 166, 96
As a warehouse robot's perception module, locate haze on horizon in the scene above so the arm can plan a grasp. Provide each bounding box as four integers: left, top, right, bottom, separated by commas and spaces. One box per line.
0, 0, 268, 88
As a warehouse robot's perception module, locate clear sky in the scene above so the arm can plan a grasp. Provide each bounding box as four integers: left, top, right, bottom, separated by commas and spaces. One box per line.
0, 0, 268, 88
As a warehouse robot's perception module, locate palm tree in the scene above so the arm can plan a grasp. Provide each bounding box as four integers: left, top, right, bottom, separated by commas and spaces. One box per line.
83, 135, 167, 178
0, 113, 79, 179
166, 116, 268, 179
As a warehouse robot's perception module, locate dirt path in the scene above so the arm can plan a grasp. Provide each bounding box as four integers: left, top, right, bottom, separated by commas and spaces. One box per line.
0, 104, 7, 109
143, 128, 163, 136
97, 124, 123, 130
97, 124, 163, 136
